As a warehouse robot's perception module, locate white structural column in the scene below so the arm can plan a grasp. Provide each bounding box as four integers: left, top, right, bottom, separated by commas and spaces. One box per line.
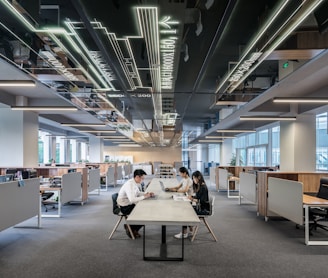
89, 136, 104, 163
0, 108, 38, 167
280, 114, 316, 171
220, 138, 233, 166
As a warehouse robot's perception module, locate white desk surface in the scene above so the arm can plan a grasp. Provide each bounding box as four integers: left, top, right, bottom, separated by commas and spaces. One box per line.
127, 178, 200, 226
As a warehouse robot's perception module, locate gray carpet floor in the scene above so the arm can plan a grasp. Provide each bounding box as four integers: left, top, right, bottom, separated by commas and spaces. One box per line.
1, 179, 328, 278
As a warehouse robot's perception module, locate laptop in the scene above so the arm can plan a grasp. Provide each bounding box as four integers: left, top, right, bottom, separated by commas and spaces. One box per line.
159, 180, 166, 191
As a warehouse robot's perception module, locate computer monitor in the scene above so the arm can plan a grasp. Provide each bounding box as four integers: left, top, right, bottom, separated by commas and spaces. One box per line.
0, 175, 7, 183
5, 174, 14, 181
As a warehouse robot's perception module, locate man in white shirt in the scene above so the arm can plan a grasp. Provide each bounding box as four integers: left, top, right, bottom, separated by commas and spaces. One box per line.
117, 169, 153, 238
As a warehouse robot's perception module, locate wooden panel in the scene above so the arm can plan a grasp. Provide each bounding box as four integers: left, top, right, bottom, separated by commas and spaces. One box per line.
298, 173, 328, 193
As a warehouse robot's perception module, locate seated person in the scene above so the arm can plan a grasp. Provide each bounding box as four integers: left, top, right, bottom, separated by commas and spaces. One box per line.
189, 170, 210, 215
166, 166, 193, 196
174, 170, 209, 239
117, 169, 154, 238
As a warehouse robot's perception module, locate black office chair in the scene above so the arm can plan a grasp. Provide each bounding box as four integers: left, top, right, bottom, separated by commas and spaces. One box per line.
191, 195, 218, 242
309, 177, 328, 233
108, 193, 135, 240
41, 192, 56, 212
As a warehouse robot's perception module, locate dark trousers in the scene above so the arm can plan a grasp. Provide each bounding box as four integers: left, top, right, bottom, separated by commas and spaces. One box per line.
120, 204, 143, 231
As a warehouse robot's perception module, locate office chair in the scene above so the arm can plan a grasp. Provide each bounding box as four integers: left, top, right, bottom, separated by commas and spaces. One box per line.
191, 195, 218, 242
41, 192, 56, 212
108, 193, 135, 240
309, 177, 328, 234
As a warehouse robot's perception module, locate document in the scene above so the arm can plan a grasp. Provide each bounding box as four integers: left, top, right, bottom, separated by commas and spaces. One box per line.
172, 194, 190, 202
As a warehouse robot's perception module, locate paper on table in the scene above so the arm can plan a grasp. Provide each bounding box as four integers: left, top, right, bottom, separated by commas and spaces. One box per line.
172, 194, 190, 202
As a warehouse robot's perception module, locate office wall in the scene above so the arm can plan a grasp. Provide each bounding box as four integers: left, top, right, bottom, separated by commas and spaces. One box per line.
0, 109, 38, 167
104, 146, 181, 164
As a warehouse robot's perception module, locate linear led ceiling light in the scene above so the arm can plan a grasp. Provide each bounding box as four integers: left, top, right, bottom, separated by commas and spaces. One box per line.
11, 106, 77, 111
205, 136, 236, 139
0, 80, 36, 87
198, 140, 223, 143
273, 98, 328, 103
61, 123, 107, 127
215, 101, 247, 106
79, 130, 116, 133
240, 116, 296, 121
216, 129, 256, 133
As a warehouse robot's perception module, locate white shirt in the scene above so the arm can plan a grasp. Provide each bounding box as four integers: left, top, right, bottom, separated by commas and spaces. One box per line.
180, 177, 193, 195
117, 178, 145, 207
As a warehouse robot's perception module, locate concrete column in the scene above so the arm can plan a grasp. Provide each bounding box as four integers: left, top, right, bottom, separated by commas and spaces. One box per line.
0, 108, 38, 167
65, 139, 71, 163
220, 138, 233, 165
89, 136, 104, 162
280, 114, 316, 171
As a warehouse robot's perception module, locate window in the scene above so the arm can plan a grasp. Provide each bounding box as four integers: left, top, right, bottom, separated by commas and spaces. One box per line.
316, 113, 328, 170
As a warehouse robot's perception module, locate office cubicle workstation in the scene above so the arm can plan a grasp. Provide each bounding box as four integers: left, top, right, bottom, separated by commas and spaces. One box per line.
267, 177, 328, 246
0, 178, 41, 232
257, 171, 328, 219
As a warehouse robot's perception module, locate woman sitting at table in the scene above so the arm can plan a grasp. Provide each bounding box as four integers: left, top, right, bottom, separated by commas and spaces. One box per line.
189, 170, 210, 215
174, 170, 209, 239
166, 166, 193, 196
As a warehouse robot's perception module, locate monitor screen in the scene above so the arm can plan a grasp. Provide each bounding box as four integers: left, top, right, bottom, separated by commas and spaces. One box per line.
0, 175, 7, 183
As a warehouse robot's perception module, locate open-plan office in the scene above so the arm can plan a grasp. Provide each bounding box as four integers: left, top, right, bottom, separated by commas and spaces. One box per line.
1, 0, 328, 277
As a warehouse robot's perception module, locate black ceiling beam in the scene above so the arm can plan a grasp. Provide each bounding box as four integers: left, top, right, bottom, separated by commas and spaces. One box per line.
179, 0, 238, 122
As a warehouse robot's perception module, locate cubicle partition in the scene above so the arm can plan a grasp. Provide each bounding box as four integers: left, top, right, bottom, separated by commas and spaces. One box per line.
239, 172, 257, 205
257, 171, 328, 219
0, 178, 40, 232
218, 168, 228, 191
61, 172, 83, 204
88, 168, 100, 194
267, 177, 303, 225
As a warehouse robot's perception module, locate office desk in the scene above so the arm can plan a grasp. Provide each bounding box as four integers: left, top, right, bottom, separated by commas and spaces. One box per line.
303, 194, 328, 246
40, 185, 61, 217
127, 178, 200, 261
228, 176, 240, 199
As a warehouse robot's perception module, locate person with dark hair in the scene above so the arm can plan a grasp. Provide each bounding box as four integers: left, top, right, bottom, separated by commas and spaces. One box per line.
167, 166, 193, 195
189, 170, 210, 215
117, 169, 154, 238
174, 170, 210, 239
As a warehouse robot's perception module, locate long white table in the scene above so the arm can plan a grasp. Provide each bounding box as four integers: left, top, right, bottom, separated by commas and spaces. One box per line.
127, 178, 200, 261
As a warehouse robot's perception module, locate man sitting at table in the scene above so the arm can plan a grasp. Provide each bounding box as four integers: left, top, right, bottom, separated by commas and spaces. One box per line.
117, 169, 154, 238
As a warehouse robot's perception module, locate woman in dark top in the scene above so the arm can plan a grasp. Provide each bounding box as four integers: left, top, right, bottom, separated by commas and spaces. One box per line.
190, 170, 210, 215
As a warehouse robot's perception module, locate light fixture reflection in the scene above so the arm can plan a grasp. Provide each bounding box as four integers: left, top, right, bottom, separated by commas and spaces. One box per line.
240, 116, 296, 121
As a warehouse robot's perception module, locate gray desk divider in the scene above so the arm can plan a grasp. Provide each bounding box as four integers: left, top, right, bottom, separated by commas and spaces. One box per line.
239, 172, 257, 205
106, 167, 115, 188
61, 172, 82, 204
267, 177, 303, 225
88, 168, 100, 193
0, 178, 40, 232
218, 168, 228, 191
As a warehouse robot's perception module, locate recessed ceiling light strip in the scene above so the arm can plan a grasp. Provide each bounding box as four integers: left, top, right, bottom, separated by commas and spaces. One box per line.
273, 98, 328, 103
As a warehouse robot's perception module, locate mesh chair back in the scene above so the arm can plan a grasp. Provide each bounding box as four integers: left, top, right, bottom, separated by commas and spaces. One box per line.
317, 177, 328, 200
112, 193, 121, 215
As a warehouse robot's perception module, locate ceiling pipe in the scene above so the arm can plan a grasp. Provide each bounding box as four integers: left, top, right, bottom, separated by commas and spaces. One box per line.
179, 0, 238, 122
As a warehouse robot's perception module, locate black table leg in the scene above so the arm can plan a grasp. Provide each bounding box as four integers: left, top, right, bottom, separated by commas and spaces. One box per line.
142, 225, 184, 261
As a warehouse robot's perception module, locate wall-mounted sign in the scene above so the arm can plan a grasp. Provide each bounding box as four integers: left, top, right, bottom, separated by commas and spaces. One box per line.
159, 16, 179, 91
40, 51, 79, 81
228, 52, 262, 83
